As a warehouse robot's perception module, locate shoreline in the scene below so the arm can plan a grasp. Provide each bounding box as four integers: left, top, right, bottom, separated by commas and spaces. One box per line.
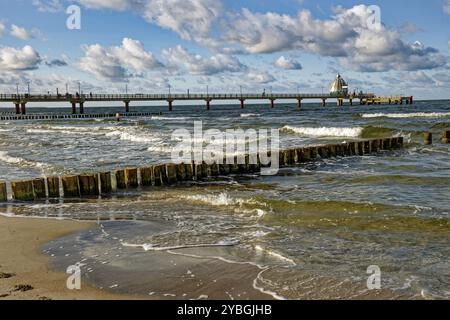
0, 215, 134, 300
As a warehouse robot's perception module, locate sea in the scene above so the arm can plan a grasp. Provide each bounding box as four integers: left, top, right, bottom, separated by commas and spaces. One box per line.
0, 100, 449, 299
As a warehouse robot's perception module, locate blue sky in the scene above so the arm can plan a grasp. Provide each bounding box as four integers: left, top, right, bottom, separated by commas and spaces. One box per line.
0, 0, 449, 99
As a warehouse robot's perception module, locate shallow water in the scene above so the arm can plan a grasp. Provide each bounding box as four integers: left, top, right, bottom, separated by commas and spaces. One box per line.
1, 101, 449, 299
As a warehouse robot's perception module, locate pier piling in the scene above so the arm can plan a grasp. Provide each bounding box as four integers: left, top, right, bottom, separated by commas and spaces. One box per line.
100, 172, 112, 193
424, 132, 433, 145
62, 176, 80, 197
125, 168, 139, 187
79, 174, 99, 196
33, 178, 46, 199
12, 181, 34, 201
47, 177, 60, 198
140, 167, 153, 186
0, 182, 7, 202
441, 130, 449, 144
115, 170, 127, 189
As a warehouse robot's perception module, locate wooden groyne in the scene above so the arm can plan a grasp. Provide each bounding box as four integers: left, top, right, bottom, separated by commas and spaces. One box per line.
0, 137, 404, 203
0, 112, 160, 121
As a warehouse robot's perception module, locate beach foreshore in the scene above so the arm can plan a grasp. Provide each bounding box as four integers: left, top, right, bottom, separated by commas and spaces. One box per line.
0, 216, 133, 300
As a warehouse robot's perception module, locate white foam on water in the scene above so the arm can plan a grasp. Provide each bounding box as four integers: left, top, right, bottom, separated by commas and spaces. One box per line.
152, 116, 190, 121
0, 150, 49, 169
281, 125, 363, 137
253, 269, 287, 300
361, 112, 450, 119
240, 113, 261, 118
121, 239, 240, 252
254, 245, 296, 266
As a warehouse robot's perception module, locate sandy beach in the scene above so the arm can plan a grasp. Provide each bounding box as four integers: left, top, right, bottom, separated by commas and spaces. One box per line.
0, 216, 131, 300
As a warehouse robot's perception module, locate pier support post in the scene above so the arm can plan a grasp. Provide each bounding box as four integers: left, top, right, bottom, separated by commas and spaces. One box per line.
71, 102, 77, 114
297, 99, 302, 110
168, 100, 173, 112
349, 99, 353, 106
269, 99, 275, 108
62, 176, 80, 197
79, 102, 84, 114
79, 174, 99, 196
409, 96, 414, 105
140, 167, 153, 186
47, 177, 60, 198
125, 101, 130, 113
321, 98, 326, 107
206, 99, 211, 111
240, 99, 245, 109
20, 102, 27, 115
424, 132, 433, 145
125, 168, 138, 187
12, 180, 34, 201
100, 172, 112, 193
15, 103, 20, 115
442, 130, 450, 144
0, 182, 7, 202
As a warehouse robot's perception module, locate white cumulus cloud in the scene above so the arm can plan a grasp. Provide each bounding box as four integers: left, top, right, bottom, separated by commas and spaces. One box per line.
10, 24, 33, 40
0, 45, 42, 71
79, 38, 162, 81
444, 0, 450, 14
275, 56, 302, 70
162, 45, 245, 75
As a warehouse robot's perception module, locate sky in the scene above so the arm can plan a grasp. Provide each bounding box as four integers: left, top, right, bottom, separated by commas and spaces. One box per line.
0, 0, 449, 100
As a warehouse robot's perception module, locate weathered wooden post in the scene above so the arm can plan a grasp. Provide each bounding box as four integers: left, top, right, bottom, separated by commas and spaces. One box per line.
370, 139, 379, 153
318, 146, 329, 159
166, 164, 178, 185
364, 141, 371, 154
0, 182, 7, 202
176, 163, 187, 181
210, 163, 220, 176
71, 102, 77, 114
328, 145, 337, 157
47, 177, 60, 198
301, 147, 312, 162
153, 165, 164, 186
100, 172, 112, 193
240, 99, 245, 109
115, 170, 127, 189
357, 141, 364, 156
11, 180, 34, 201
79, 174, 99, 196
219, 160, 231, 175
441, 130, 449, 144
33, 178, 46, 199
140, 167, 153, 186
62, 176, 80, 197
185, 163, 194, 181
125, 168, 139, 187
382, 138, 392, 150
424, 132, 432, 145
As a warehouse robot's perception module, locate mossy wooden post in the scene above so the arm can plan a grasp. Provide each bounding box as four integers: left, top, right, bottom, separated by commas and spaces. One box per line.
201, 162, 211, 177
230, 157, 240, 174
140, 167, 153, 186
219, 160, 231, 175
153, 165, 163, 186
0, 182, 7, 202
346, 142, 356, 156
166, 164, 178, 185
301, 147, 311, 162
364, 141, 371, 154
210, 162, 220, 176
12, 181, 34, 201
100, 172, 112, 193
125, 168, 139, 187
370, 139, 379, 153
424, 132, 432, 145
287, 149, 295, 165
79, 174, 99, 196
309, 147, 318, 160
33, 178, 46, 199
357, 141, 364, 156
176, 163, 187, 181
442, 130, 450, 144
185, 163, 194, 181
115, 170, 127, 189
336, 144, 345, 157
318, 146, 329, 159
279, 150, 286, 167
62, 176, 80, 197
294, 148, 302, 164
47, 177, 60, 198
383, 138, 392, 150
249, 154, 260, 172
328, 145, 337, 158
397, 136, 404, 147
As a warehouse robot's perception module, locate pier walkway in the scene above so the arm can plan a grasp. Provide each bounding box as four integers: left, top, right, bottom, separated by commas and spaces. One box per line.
0, 93, 414, 115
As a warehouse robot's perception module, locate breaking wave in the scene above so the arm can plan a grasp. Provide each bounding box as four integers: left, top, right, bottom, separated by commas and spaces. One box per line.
361, 112, 450, 119
282, 125, 363, 137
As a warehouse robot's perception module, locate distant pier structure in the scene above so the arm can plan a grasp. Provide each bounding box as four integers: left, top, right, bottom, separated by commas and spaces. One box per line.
0, 75, 413, 115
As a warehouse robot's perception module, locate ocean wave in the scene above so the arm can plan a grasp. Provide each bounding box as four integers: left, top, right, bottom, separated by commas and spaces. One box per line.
151, 116, 190, 121
0, 150, 48, 169
180, 192, 265, 208
240, 113, 261, 118
361, 112, 450, 119
122, 239, 239, 252
282, 125, 363, 137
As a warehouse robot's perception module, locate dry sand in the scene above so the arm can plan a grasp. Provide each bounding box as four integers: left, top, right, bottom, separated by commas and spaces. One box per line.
0, 216, 132, 300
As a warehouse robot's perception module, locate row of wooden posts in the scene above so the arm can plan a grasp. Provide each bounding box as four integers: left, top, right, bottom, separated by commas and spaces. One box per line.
424, 130, 450, 145
0, 137, 404, 202
0, 112, 160, 121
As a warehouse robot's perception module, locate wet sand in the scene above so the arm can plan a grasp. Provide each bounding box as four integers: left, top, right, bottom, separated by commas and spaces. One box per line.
0, 216, 131, 300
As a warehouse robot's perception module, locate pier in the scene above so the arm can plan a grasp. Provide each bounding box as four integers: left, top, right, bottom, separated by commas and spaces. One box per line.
0, 93, 414, 115
0, 137, 404, 202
